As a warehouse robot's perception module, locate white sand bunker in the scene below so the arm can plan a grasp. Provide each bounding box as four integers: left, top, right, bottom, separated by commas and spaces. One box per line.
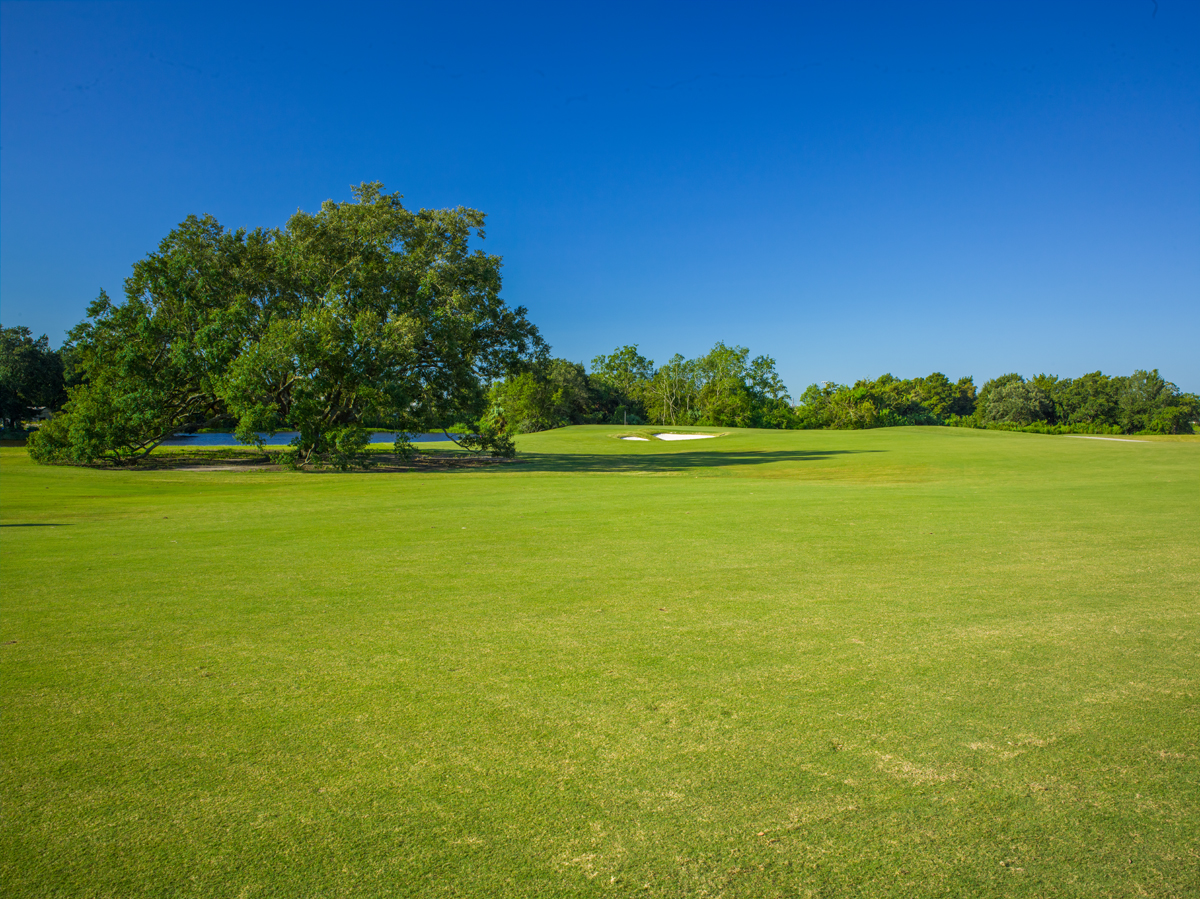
655, 433, 717, 441
620, 436, 650, 441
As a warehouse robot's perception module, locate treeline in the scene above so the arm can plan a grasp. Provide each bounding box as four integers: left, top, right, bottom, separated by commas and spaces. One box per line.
487, 345, 1199, 436
963, 370, 1197, 435
5, 183, 1193, 470
487, 343, 792, 433
8, 312, 1199, 456
797, 369, 1197, 434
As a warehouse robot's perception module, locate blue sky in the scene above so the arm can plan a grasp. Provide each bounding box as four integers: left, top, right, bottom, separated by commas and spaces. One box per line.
2, 0, 1197, 392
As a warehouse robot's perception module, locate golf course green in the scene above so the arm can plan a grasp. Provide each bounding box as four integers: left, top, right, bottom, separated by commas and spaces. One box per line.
2, 426, 1197, 897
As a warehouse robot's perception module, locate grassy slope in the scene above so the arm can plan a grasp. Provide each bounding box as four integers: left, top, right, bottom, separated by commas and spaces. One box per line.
1, 426, 1197, 898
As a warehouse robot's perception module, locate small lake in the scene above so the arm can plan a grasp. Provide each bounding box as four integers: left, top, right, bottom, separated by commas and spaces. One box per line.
160, 431, 462, 447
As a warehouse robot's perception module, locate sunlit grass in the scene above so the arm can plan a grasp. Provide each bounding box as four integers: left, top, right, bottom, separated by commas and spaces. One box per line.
2, 427, 1197, 897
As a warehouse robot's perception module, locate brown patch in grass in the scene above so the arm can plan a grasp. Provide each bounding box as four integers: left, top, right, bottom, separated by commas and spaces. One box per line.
873, 752, 956, 784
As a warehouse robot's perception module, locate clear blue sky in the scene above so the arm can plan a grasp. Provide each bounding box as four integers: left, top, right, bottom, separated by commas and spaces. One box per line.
2, 0, 1197, 392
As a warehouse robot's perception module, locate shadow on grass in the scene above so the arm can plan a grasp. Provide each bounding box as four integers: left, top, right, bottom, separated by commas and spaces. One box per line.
1, 523, 70, 527
47, 447, 881, 475
59, 450, 279, 472
508, 448, 879, 474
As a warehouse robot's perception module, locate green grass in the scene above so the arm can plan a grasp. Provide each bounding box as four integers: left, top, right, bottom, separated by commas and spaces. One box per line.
2, 426, 1197, 897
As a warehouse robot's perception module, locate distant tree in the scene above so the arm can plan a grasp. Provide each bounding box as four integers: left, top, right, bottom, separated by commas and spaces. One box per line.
0, 325, 66, 430
547, 359, 599, 422
794, 382, 839, 429
1028, 374, 1061, 423
590, 345, 653, 396
829, 384, 879, 429
1146, 403, 1197, 435
911, 372, 956, 418
975, 373, 1024, 422
864, 374, 914, 420
1118, 369, 1197, 434
488, 358, 600, 433
983, 378, 1053, 425
1051, 371, 1119, 427
487, 371, 558, 434
693, 342, 754, 426
590, 345, 653, 422
949, 376, 977, 417
794, 381, 876, 430
793, 368, 1189, 433
645, 354, 698, 426
746, 354, 795, 428
793, 371, 972, 429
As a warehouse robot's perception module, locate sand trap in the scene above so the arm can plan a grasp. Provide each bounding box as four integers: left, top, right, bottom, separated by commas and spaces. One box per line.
1068, 436, 1148, 443
620, 436, 650, 441
655, 433, 717, 441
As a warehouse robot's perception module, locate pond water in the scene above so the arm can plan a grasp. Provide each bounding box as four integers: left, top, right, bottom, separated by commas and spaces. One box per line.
160, 431, 462, 447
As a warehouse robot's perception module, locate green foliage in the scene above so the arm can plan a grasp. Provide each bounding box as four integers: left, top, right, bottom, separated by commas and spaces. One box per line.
456, 417, 518, 458
28, 377, 169, 465
219, 184, 546, 465
643, 353, 698, 426
983, 378, 1053, 426
911, 371, 956, 417
0, 325, 66, 430
953, 419, 1124, 436
950, 376, 978, 416
1117, 369, 1197, 434
31, 216, 294, 463
793, 372, 973, 430
957, 369, 1197, 435
974, 372, 1021, 421
487, 370, 560, 434
487, 359, 602, 434
588, 345, 653, 424
1050, 371, 1120, 426
491, 342, 796, 432
1145, 403, 1196, 435
693, 342, 753, 426
593, 342, 796, 429
793, 382, 837, 429
590, 345, 652, 399
30, 184, 546, 467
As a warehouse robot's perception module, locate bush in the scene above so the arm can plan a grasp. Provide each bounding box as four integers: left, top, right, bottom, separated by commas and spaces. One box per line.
1144, 405, 1196, 435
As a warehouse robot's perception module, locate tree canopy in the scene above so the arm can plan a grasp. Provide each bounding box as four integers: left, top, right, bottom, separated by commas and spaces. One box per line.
0, 325, 65, 431
968, 370, 1197, 435
785, 369, 1196, 435
485, 342, 795, 434
792, 372, 976, 429
29, 183, 546, 466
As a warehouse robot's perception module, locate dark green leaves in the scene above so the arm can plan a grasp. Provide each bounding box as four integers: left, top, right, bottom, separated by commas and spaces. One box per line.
30, 184, 546, 466
0, 325, 65, 431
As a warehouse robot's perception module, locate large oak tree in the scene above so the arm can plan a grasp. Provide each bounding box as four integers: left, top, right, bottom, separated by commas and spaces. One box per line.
30, 183, 546, 467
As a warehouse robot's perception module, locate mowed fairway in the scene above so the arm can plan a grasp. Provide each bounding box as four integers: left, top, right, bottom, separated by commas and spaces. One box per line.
2, 426, 1197, 898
